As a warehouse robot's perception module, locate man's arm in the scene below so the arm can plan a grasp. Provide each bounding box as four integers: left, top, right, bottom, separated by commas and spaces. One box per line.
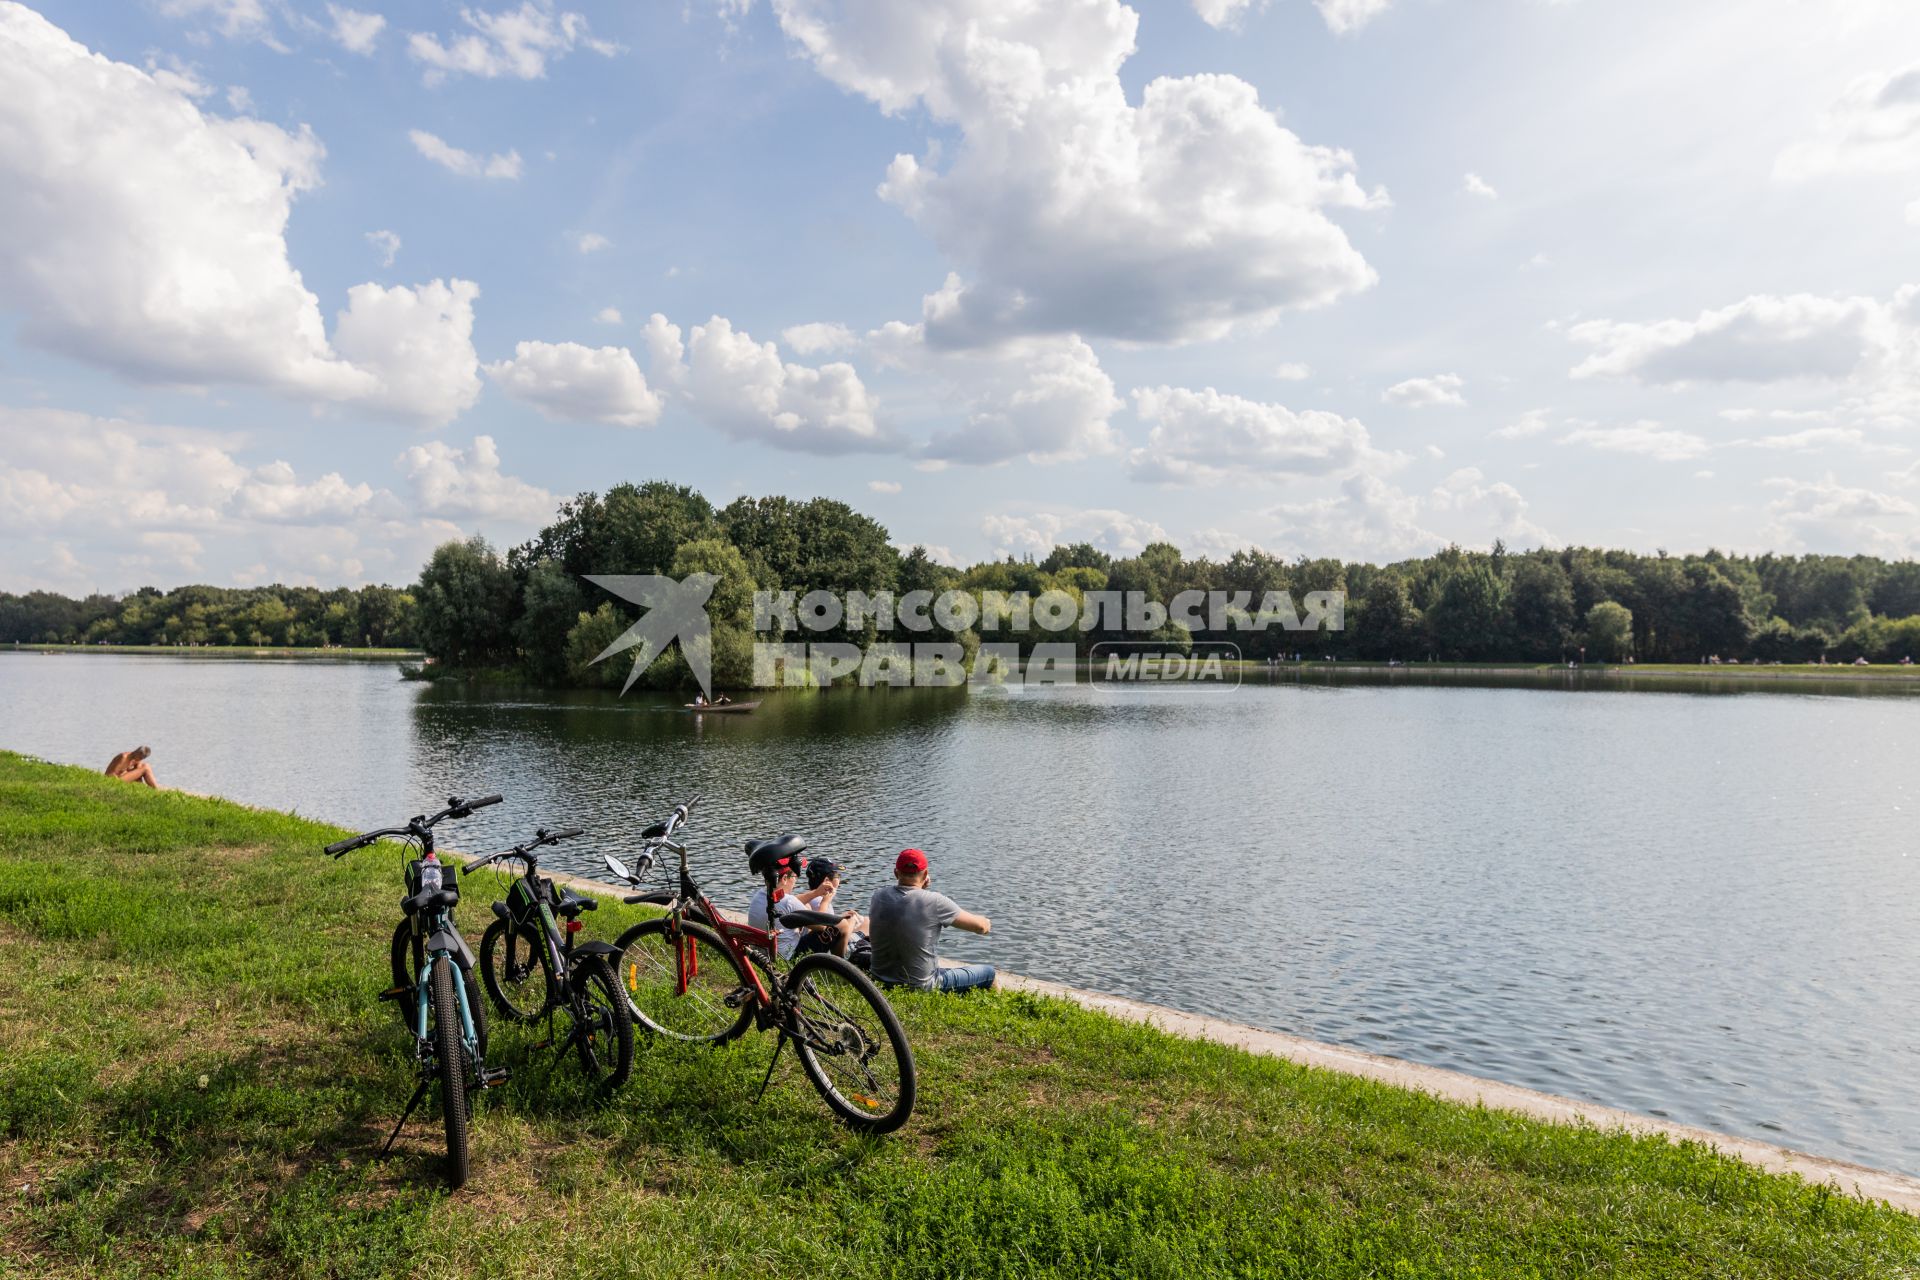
952, 909, 991, 936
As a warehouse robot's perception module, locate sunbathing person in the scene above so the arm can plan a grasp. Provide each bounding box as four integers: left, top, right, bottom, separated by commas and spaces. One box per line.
103, 746, 159, 789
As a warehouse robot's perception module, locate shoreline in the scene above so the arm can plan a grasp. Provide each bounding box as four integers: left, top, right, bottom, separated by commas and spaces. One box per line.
449, 843, 1920, 1215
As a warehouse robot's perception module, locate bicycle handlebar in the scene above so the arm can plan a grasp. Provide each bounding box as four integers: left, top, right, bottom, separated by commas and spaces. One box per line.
466, 825, 586, 870
321, 793, 505, 858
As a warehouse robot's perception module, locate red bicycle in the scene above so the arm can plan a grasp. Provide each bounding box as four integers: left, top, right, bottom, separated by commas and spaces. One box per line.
602, 796, 916, 1134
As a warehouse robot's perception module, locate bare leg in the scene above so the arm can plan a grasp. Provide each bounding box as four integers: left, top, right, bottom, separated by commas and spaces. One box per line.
130, 762, 159, 789
833, 917, 854, 958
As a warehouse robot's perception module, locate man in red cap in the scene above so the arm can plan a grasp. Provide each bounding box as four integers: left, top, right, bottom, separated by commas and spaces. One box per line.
866, 848, 994, 992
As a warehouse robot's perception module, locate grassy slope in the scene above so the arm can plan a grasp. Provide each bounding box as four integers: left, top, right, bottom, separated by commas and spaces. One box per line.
0, 754, 1914, 1279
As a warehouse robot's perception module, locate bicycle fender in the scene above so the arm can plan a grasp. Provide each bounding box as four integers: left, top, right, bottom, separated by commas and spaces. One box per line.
572, 940, 621, 958
427, 926, 466, 957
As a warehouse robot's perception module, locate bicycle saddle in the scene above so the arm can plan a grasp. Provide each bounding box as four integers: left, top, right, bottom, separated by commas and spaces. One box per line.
777, 907, 841, 929
745, 834, 807, 875
556, 890, 599, 915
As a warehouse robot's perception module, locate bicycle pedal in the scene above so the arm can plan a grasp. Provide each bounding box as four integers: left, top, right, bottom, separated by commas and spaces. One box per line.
478, 1066, 511, 1088
724, 987, 753, 1008
376, 985, 409, 1003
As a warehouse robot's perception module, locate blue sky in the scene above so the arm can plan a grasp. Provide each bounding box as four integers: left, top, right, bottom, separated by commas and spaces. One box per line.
3, 0, 1920, 592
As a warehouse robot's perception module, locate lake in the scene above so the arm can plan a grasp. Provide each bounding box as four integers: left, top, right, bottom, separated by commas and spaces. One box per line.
4, 650, 1919, 1175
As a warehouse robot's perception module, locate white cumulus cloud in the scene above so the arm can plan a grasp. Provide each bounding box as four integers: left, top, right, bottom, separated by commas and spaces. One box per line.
782, 321, 859, 355
1383, 373, 1467, 408
410, 129, 523, 179
1776, 62, 1920, 180
1128, 385, 1389, 485
398, 435, 557, 521
365, 229, 401, 268
771, 0, 1384, 347
485, 340, 663, 427
1558, 422, 1711, 462
870, 312, 1122, 465
331, 279, 485, 425
1568, 293, 1889, 385
646, 313, 893, 454
1190, 0, 1263, 31
327, 4, 386, 54
1315, 0, 1393, 35
1464, 172, 1498, 199
981, 509, 1169, 559
0, 8, 483, 425
408, 1, 620, 85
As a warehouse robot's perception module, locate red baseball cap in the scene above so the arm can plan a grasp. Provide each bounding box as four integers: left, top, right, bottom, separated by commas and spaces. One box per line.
895, 848, 929, 875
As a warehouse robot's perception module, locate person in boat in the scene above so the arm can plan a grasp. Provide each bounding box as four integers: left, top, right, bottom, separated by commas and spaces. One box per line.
867, 848, 995, 993
104, 746, 159, 789
692, 693, 708, 707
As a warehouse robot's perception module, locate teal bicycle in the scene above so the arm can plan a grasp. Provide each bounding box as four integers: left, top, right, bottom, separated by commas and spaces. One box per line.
324, 794, 508, 1188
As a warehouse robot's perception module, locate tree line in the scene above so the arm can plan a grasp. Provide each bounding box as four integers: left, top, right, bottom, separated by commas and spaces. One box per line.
9, 480, 1920, 675
0, 583, 418, 649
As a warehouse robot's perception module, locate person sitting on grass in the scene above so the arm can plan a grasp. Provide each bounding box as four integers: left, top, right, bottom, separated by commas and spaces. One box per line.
798, 857, 871, 967
747, 853, 859, 960
867, 848, 994, 993
103, 746, 159, 789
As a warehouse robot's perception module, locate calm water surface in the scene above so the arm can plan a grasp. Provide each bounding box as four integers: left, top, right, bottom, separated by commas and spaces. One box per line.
4, 652, 1919, 1174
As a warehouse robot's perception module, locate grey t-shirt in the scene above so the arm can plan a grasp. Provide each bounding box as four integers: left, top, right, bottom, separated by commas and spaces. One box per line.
867, 883, 960, 990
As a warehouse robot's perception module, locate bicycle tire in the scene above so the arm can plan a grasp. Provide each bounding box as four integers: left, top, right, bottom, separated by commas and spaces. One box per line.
613, 917, 755, 1045
786, 952, 916, 1135
430, 958, 471, 1189
392, 919, 489, 1062
388, 919, 420, 1032
570, 954, 634, 1090
480, 917, 554, 1022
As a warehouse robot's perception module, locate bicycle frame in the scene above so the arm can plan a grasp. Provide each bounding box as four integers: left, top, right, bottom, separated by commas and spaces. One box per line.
652, 844, 789, 1026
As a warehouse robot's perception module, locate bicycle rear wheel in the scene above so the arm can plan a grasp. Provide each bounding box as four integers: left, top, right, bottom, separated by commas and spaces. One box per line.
480, 917, 554, 1022
786, 953, 915, 1134
613, 917, 755, 1045
569, 955, 634, 1090
429, 958, 470, 1189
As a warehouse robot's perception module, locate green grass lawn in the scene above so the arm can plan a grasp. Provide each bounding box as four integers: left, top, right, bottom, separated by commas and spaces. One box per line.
1, 752, 1915, 1279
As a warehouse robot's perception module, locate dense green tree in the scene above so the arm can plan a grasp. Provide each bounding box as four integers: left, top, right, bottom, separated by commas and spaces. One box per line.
1508, 558, 1576, 658
1585, 601, 1634, 661
413, 537, 516, 667
1427, 563, 1510, 660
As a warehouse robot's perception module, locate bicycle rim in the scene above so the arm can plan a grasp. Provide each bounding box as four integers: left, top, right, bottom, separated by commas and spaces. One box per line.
787, 953, 916, 1134
616, 918, 754, 1044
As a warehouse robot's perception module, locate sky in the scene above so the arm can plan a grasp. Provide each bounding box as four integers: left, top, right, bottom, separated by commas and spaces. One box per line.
3, 0, 1920, 594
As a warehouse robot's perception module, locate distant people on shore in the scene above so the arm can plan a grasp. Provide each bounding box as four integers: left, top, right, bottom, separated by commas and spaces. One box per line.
104, 746, 159, 788
868, 848, 995, 993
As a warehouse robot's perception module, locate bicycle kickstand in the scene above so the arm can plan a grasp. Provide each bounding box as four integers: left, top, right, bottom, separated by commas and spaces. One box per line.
381, 1078, 431, 1155
752, 1030, 788, 1104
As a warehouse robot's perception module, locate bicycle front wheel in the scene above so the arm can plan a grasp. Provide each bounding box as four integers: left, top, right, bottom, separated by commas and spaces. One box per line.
787, 953, 916, 1134
614, 917, 755, 1045
429, 958, 471, 1189
569, 955, 634, 1090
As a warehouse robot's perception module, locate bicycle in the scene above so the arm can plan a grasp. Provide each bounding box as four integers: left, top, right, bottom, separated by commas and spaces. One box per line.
323, 794, 506, 1188
601, 796, 917, 1134
467, 827, 634, 1091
